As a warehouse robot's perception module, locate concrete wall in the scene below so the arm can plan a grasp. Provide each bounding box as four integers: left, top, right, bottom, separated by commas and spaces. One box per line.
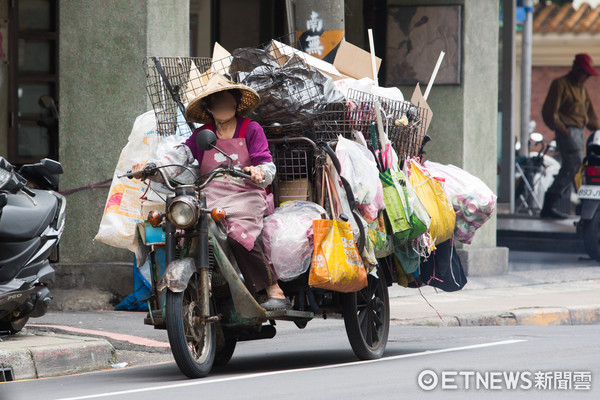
59, 0, 189, 263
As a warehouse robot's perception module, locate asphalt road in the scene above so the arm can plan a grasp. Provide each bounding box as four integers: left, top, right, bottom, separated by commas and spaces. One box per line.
2, 321, 599, 400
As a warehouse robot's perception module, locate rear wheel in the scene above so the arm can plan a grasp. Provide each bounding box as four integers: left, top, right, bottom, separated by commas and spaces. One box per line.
0, 316, 29, 334
583, 210, 600, 261
166, 273, 216, 378
342, 265, 390, 360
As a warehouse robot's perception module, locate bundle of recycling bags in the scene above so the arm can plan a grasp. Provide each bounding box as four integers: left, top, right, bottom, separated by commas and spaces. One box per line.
424, 161, 497, 244
262, 201, 327, 281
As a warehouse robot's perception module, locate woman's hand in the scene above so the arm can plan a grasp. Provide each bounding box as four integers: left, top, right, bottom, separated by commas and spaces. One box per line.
243, 166, 265, 184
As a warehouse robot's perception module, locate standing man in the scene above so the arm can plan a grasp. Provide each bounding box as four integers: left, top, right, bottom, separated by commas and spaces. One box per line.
541, 53, 599, 219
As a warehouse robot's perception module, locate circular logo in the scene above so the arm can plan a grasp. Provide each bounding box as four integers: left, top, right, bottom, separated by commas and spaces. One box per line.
418, 369, 439, 391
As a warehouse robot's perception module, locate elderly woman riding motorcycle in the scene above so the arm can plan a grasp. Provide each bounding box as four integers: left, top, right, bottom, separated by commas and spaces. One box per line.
132, 74, 290, 311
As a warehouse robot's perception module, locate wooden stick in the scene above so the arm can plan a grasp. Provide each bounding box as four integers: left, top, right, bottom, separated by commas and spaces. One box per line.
424, 51, 445, 101
368, 29, 378, 86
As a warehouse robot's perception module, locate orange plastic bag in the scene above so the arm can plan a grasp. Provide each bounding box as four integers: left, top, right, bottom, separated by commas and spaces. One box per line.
309, 218, 368, 292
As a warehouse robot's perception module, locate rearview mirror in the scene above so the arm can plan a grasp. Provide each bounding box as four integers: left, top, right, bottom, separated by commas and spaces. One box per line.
41, 158, 64, 175
195, 129, 217, 151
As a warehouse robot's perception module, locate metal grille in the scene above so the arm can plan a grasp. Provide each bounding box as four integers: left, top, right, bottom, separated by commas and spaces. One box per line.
271, 144, 314, 204
1, 366, 14, 382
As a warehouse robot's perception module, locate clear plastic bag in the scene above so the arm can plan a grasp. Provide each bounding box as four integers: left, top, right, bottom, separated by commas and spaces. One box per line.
424, 161, 497, 244
262, 201, 326, 281
335, 136, 383, 206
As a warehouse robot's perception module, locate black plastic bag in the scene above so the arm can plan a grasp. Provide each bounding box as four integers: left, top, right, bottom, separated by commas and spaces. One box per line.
418, 240, 467, 292
229, 48, 344, 127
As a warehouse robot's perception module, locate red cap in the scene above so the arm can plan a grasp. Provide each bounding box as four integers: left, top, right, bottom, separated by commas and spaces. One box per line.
573, 53, 598, 76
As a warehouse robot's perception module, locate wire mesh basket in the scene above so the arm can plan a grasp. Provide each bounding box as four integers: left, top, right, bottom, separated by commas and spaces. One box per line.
312, 89, 429, 157
269, 142, 315, 205
144, 57, 211, 136
312, 102, 355, 143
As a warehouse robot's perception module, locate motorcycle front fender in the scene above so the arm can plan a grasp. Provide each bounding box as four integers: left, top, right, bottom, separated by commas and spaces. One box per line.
581, 200, 600, 221
157, 257, 195, 293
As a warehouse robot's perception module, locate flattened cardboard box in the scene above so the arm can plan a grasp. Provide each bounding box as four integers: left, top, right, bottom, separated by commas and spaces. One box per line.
269, 40, 381, 81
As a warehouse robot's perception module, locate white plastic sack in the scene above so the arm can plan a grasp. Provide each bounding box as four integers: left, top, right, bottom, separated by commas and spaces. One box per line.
262, 201, 326, 281
424, 161, 497, 244
95, 111, 177, 252
333, 77, 405, 103
336, 136, 383, 206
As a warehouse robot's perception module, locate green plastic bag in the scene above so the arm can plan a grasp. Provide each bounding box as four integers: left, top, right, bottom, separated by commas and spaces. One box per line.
380, 170, 429, 245
393, 240, 421, 275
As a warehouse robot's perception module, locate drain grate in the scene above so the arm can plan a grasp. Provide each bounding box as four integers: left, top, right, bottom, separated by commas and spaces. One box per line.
1, 365, 14, 382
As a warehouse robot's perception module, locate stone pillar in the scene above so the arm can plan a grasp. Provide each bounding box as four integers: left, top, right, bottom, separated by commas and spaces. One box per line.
58, 0, 189, 263
385, 0, 509, 275
0, 0, 9, 158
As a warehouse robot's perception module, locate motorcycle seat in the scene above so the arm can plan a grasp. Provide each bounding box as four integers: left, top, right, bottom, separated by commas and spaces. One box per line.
0, 190, 58, 241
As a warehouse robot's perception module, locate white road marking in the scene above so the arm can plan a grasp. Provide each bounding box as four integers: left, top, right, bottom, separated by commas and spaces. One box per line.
56, 339, 526, 400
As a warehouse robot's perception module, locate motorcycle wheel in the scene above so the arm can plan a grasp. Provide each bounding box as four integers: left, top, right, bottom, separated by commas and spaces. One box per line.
0, 316, 29, 334
342, 265, 390, 360
166, 273, 216, 378
583, 211, 600, 261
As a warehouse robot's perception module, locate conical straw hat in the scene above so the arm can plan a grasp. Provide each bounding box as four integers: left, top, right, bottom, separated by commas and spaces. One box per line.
185, 73, 260, 124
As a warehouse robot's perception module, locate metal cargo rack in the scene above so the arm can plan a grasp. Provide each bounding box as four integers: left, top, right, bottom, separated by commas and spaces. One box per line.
268, 137, 323, 207
312, 89, 429, 158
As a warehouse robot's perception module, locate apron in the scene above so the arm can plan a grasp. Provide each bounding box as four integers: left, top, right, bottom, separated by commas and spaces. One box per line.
199, 118, 267, 251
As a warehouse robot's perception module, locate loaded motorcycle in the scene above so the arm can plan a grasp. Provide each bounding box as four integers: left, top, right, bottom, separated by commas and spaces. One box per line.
0, 157, 66, 333
120, 130, 392, 379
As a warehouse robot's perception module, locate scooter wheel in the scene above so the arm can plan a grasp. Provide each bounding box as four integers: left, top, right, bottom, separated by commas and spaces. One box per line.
0, 316, 29, 334
583, 212, 600, 261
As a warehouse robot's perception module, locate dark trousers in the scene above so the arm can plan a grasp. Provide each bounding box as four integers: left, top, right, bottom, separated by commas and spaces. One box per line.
547, 126, 584, 197
227, 237, 278, 295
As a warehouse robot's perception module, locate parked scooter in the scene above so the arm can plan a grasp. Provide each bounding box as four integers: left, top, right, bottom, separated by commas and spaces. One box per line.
515, 132, 560, 215
0, 157, 66, 333
577, 131, 600, 260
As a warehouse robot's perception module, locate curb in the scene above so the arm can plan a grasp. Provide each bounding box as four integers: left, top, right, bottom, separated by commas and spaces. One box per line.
391, 305, 600, 327
0, 331, 116, 381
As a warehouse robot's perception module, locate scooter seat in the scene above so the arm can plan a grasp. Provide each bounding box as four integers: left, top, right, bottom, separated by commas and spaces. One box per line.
0, 190, 58, 241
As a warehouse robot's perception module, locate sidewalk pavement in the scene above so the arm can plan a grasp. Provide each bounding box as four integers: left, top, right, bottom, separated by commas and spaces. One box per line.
0, 331, 115, 380
2, 251, 600, 381
389, 251, 600, 326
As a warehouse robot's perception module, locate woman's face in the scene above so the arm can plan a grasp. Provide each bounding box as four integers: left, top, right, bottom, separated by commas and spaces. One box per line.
208, 92, 237, 123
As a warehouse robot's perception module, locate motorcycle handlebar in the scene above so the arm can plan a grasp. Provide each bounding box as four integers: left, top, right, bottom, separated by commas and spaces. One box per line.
119, 163, 253, 192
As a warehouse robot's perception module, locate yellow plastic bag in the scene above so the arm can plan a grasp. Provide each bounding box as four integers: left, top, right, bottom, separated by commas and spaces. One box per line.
407, 160, 456, 246
309, 218, 368, 292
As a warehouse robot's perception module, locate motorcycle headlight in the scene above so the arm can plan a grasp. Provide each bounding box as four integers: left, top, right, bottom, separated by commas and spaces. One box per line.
167, 196, 198, 228
0, 168, 11, 189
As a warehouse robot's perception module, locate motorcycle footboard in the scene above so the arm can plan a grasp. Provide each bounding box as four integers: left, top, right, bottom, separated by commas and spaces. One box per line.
264, 309, 315, 322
